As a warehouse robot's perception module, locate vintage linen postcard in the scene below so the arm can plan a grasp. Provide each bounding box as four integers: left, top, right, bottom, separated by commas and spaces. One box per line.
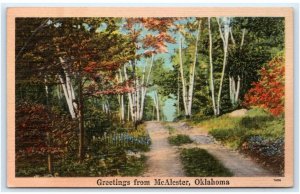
7, 7, 293, 188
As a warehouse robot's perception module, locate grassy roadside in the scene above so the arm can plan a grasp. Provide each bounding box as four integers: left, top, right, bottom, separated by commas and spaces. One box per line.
189, 108, 284, 175
191, 108, 284, 149
180, 148, 233, 177
168, 134, 193, 146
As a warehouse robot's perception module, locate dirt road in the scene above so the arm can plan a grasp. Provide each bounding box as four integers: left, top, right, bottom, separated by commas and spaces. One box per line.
143, 121, 185, 177
143, 121, 275, 177
168, 122, 275, 177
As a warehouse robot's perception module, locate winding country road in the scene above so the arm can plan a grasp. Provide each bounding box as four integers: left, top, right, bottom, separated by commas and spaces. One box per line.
143, 121, 275, 177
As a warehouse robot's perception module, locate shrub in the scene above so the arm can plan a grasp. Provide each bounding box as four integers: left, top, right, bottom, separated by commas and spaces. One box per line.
244, 55, 285, 116
241, 136, 284, 175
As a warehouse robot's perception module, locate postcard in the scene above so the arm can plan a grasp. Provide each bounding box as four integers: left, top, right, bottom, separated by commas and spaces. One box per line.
7, 7, 294, 187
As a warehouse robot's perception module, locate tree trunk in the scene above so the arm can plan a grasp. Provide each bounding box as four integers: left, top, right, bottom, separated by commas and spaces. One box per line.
178, 36, 188, 116
78, 75, 85, 162
136, 79, 140, 121
187, 19, 201, 116
124, 65, 134, 121
120, 94, 124, 122
132, 60, 138, 129
177, 71, 180, 116
47, 152, 52, 174
234, 75, 241, 103
58, 57, 78, 119
139, 65, 146, 120
44, 80, 52, 175
140, 54, 155, 120
229, 28, 246, 106
117, 70, 125, 122
241, 28, 246, 48
229, 76, 233, 104
216, 17, 230, 115
153, 91, 160, 121
127, 100, 130, 121
208, 17, 217, 115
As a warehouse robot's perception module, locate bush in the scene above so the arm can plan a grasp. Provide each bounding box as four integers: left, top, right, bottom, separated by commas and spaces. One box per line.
241, 136, 284, 175
244, 55, 285, 116
180, 148, 233, 177
168, 134, 193, 146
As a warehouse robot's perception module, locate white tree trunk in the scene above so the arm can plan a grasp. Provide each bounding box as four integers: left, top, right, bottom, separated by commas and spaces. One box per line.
153, 90, 160, 121
124, 64, 134, 121
178, 36, 188, 116
208, 17, 217, 115
187, 20, 201, 116
216, 17, 230, 115
229, 28, 246, 106
127, 100, 130, 121
139, 65, 146, 120
117, 70, 125, 122
241, 28, 246, 48
234, 75, 241, 103
229, 27, 236, 45
139, 54, 155, 120
136, 79, 140, 121
177, 71, 180, 115
229, 76, 233, 104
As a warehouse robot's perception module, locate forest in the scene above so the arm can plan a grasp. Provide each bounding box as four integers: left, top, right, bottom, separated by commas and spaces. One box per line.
15, 17, 285, 177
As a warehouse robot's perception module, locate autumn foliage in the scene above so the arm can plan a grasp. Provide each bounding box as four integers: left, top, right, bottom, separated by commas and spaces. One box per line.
243, 55, 285, 116
16, 103, 76, 161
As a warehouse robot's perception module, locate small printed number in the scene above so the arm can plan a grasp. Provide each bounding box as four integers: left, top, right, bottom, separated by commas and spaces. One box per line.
273, 179, 281, 182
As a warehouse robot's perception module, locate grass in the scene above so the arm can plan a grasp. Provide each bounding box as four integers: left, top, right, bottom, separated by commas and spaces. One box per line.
180, 148, 233, 177
165, 125, 176, 135
195, 108, 284, 149
168, 134, 193, 146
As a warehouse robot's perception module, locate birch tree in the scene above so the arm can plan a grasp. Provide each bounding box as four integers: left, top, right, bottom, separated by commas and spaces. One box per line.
187, 19, 202, 116
178, 19, 202, 117
208, 17, 217, 115
57, 57, 78, 119
216, 17, 230, 115
117, 70, 125, 122
123, 64, 135, 121
229, 27, 246, 106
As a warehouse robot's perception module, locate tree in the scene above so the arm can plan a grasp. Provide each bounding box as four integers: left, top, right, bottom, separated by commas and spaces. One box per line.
215, 17, 230, 115
177, 18, 202, 117
208, 17, 217, 115
227, 17, 285, 107
53, 18, 136, 161
123, 18, 176, 123
16, 18, 136, 162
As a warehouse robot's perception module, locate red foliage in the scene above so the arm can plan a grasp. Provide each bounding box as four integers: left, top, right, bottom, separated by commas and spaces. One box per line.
16, 103, 76, 160
125, 18, 176, 56
243, 55, 285, 116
